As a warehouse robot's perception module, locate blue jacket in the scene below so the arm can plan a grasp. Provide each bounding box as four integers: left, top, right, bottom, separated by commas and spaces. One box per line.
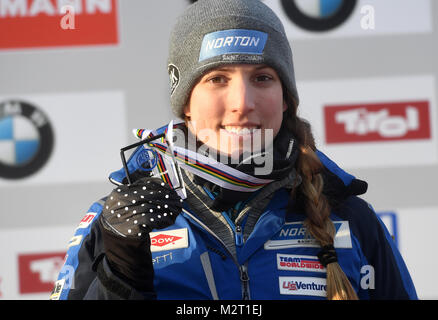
51, 136, 417, 300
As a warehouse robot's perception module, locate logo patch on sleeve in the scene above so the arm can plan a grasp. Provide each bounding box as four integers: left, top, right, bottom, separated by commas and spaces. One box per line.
76, 213, 97, 229
149, 228, 188, 252
49, 279, 65, 300
67, 235, 82, 248
199, 29, 268, 62
277, 254, 326, 273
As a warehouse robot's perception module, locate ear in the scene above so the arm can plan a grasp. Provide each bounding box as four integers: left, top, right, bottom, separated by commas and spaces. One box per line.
282, 100, 288, 112
183, 104, 191, 118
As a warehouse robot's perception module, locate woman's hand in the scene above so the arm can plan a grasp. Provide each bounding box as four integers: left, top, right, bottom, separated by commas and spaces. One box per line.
97, 177, 184, 295
100, 177, 183, 240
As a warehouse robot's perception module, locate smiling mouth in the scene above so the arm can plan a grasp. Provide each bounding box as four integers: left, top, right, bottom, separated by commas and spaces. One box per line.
222, 125, 261, 135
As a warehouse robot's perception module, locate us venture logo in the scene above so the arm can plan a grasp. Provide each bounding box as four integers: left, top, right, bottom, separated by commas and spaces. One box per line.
199, 29, 268, 62
0, 100, 54, 179
279, 276, 327, 297
324, 101, 431, 144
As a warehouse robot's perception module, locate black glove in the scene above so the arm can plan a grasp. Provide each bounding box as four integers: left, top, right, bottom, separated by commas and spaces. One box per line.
100, 177, 183, 238
99, 177, 183, 295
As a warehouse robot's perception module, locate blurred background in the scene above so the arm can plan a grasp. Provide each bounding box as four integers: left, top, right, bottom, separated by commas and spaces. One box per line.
0, 0, 436, 299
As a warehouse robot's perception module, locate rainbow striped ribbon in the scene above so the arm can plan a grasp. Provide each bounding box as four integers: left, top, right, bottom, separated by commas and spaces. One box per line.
133, 121, 274, 192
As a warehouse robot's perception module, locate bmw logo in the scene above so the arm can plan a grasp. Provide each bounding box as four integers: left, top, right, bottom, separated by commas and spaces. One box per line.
281, 0, 357, 32
0, 100, 54, 179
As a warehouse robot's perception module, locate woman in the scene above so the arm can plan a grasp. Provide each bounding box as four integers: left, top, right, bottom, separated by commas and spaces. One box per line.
51, 0, 417, 300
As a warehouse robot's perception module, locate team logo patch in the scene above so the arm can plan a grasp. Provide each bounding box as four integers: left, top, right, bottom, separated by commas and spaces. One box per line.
277, 254, 326, 273
279, 276, 327, 297
0, 100, 54, 179
199, 29, 268, 62
149, 228, 188, 252
264, 221, 352, 250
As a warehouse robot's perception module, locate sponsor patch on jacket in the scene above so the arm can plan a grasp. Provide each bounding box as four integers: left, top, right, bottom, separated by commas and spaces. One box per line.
277, 254, 326, 273
67, 235, 82, 248
264, 221, 352, 250
199, 29, 268, 62
76, 213, 97, 229
49, 279, 65, 300
149, 228, 188, 252
279, 277, 327, 297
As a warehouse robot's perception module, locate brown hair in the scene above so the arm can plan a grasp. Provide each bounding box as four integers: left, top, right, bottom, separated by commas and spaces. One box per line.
284, 92, 359, 300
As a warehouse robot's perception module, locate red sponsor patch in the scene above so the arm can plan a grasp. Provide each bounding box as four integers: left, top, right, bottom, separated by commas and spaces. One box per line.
77, 212, 96, 228
324, 101, 431, 144
150, 234, 182, 247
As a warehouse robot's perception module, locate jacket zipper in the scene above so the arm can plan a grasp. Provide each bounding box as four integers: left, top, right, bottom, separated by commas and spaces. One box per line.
235, 225, 249, 299
182, 208, 250, 300
235, 225, 244, 247
239, 263, 250, 300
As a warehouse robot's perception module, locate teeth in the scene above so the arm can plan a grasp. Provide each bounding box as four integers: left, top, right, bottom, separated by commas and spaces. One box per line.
223, 126, 258, 135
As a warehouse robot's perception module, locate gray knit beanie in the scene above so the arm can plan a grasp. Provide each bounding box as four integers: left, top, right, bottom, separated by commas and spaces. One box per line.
167, 0, 299, 119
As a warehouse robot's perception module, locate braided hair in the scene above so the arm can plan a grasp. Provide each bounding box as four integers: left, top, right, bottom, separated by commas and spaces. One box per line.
284, 91, 359, 300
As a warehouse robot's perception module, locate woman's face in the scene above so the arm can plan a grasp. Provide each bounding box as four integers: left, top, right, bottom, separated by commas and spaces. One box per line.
184, 64, 286, 157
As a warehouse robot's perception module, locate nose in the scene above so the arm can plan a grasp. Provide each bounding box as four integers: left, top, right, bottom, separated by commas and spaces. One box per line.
227, 76, 256, 115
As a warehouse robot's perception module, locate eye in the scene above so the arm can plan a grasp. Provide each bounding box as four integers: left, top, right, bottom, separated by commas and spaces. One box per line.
254, 74, 274, 82
206, 75, 228, 84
